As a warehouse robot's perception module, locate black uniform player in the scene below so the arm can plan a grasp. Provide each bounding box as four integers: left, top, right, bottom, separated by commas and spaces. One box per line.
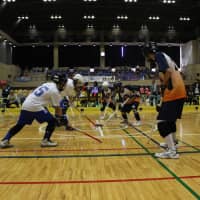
59, 96, 75, 130
119, 85, 141, 126
100, 81, 116, 119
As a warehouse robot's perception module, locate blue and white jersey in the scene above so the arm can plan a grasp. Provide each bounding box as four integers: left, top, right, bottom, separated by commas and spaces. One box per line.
155, 52, 178, 73
22, 82, 62, 112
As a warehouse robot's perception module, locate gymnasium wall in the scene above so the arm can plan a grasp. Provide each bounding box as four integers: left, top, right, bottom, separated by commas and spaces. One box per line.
181, 40, 200, 66
181, 40, 200, 81
0, 41, 12, 64
0, 63, 20, 82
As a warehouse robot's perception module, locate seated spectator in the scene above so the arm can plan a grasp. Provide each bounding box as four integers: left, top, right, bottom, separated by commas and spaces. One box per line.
7, 90, 20, 108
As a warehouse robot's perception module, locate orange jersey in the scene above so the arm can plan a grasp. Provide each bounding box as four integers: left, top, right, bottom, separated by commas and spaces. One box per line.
163, 71, 186, 102
134, 96, 140, 103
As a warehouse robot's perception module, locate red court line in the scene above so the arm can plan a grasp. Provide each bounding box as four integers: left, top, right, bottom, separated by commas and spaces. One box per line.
0, 175, 200, 185
0, 145, 198, 153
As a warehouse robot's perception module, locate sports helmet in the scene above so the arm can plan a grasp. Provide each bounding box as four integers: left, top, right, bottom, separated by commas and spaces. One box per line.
142, 42, 157, 57
73, 74, 84, 83
102, 81, 109, 87
51, 74, 67, 84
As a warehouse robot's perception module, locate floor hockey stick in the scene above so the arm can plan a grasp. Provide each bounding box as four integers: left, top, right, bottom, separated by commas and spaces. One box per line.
73, 127, 103, 143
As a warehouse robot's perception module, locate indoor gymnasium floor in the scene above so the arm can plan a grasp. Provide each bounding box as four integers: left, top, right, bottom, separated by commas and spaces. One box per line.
0, 106, 199, 200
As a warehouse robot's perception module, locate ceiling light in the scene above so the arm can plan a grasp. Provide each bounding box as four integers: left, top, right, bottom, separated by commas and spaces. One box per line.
43, 0, 56, 2
179, 17, 190, 21
117, 15, 128, 20
83, 15, 96, 19
87, 24, 94, 28
3, 0, 16, 2
162, 0, 176, 4
17, 15, 29, 20
113, 24, 120, 29
83, 0, 97, 2
50, 15, 62, 20
124, 0, 138, 3
148, 16, 160, 20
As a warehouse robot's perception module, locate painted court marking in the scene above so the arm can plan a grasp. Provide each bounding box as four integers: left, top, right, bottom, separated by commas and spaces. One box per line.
0, 175, 200, 185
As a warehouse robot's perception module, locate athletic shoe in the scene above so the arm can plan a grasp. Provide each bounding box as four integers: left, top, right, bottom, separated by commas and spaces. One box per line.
0, 139, 14, 148
133, 121, 141, 126
155, 150, 179, 159
41, 139, 57, 147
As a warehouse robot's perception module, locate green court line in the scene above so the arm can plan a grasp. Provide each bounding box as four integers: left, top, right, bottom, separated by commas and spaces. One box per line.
0, 150, 199, 159
0, 152, 148, 159
123, 129, 200, 200
179, 140, 200, 151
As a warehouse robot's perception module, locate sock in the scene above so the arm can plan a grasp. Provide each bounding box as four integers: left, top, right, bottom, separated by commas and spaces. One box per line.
172, 132, 177, 143
165, 134, 176, 151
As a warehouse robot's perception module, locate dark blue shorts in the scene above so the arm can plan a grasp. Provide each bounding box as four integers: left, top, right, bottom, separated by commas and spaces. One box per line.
121, 102, 139, 113
157, 98, 185, 121
17, 110, 54, 125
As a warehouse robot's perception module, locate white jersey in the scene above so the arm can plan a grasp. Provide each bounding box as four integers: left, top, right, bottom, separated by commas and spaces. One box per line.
22, 82, 62, 112
62, 78, 76, 97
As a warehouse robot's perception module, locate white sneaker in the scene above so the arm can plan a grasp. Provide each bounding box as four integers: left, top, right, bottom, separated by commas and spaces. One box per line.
133, 121, 141, 126
155, 150, 179, 159
41, 139, 57, 147
0, 139, 14, 148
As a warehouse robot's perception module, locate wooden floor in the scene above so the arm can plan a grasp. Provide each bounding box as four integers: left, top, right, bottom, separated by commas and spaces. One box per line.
0, 106, 200, 200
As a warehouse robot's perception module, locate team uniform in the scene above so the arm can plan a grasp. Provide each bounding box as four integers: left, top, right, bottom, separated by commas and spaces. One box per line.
59, 96, 75, 130
0, 75, 66, 148
100, 83, 116, 119
62, 78, 76, 98
119, 85, 141, 125
148, 49, 186, 159
60, 74, 84, 128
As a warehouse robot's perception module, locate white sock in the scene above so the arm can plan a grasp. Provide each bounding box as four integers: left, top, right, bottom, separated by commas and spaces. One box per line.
172, 132, 177, 142
165, 134, 176, 151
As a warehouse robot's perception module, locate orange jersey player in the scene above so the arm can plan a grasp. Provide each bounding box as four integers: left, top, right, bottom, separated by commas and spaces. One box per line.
143, 42, 186, 159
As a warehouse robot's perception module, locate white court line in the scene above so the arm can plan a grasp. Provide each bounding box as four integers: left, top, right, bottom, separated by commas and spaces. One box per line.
3, 131, 200, 142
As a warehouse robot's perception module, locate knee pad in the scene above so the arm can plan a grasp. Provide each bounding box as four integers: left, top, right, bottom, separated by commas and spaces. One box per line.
157, 121, 172, 137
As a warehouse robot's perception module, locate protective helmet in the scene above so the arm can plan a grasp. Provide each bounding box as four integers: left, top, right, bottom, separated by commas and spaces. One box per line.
102, 81, 109, 87
51, 74, 67, 91
73, 74, 84, 87
73, 74, 84, 83
142, 42, 157, 57
52, 74, 67, 84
